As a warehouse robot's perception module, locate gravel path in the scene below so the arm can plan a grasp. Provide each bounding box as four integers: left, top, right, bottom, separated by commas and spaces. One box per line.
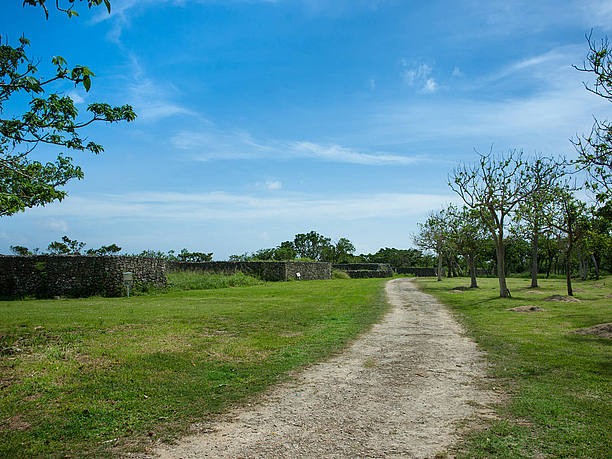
154, 278, 497, 458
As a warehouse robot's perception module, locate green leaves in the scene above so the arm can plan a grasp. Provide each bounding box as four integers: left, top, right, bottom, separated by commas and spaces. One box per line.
1, 30, 136, 217
24, 0, 114, 19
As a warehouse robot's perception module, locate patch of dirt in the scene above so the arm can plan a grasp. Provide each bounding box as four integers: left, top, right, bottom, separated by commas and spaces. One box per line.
507, 305, 546, 312
2, 414, 30, 432
592, 284, 605, 289
543, 295, 581, 302
574, 323, 612, 339
451, 286, 470, 291
153, 278, 498, 458
525, 290, 545, 294
572, 288, 585, 293
604, 294, 612, 299
449, 289, 465, 293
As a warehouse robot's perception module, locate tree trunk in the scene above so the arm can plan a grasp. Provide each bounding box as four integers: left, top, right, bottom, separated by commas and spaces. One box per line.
577, 247, 586, 281
495, 240, 509, 297
592, 253, 600, 280
566, 231, 574, 296
545, 250, 552, 278
451, 258, 458, 277
468, 255, 478, 288
566, 254, 573, 296
437, 251, 442, 281
530, 227, 539, 288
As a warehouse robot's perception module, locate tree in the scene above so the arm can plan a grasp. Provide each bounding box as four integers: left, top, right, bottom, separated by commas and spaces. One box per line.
573, 34, 612, 202
274, 241, 297, 260
542, 186, 587, 296
176, 248, 213, 262
576, 201, 612, 280
514, 156, 562, 287
444, 205, 487, 288
320, 237, 356, 263
47, 235, 85, 255
360, 247, 430, 269
293, 231, 332, 261
450, 151, 546, 297
414, 209, 446, 281
10, 245, 35, 256
1, 1, 136, 217
86, 243, 121, 256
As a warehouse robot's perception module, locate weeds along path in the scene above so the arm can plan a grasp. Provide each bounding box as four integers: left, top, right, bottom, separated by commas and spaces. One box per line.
154, 278, 497, 458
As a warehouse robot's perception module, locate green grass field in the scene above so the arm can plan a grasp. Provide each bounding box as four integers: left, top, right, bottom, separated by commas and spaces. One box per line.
0, 278, 388, 457
414, 276, 612, 458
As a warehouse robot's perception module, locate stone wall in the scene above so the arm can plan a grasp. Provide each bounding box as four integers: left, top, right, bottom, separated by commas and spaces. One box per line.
284, 261, 331, 281
167, 261, 331, 281
332, 263, 394, 279
395, 267, 437, 277
0, 255, 166, 298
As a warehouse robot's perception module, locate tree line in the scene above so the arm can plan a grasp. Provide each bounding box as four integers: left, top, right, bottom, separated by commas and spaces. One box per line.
7, 231, 438, 271
9, 236, 213, 262
228, 230, 435, 267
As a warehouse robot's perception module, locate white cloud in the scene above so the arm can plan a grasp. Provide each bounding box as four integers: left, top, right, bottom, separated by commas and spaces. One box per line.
127, 78, 195, 121
66, 90, 85, 104
291, 141, 417, 165
24, 191, 458, 223
264, 180, 282, 190
485, 46, 582, 84
401, 61, 437, 93
38, 219, 69, 233
452, 66, 463, 77
171, 126, 420, 165
421, 78, 438, 94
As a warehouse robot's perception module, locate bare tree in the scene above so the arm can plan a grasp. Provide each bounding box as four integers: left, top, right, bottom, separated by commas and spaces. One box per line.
449, 150, 544, 297
573, 33, 612, 202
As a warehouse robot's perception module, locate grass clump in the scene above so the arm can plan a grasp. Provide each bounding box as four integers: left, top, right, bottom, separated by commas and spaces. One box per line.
331, 269, 351, 279
414, 276, 612, 458
0, 278, 389, 457
167, 270, 262, 291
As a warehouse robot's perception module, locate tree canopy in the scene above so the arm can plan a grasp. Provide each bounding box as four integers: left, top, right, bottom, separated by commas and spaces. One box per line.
0, 0, 135, 217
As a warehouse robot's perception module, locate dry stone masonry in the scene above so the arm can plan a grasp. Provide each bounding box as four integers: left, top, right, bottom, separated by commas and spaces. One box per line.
167, 261, 331, 281
0, 257, 331, 298
333, 263, 394, 278
0, 255, 166, 298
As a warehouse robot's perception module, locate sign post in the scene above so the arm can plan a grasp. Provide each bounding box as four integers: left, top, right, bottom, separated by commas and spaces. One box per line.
123, 272, 133, 298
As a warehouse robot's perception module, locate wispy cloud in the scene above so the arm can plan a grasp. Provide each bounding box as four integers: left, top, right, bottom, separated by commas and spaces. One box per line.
38, 219, 69, 233
291, 141, 418, 165
120, 54, 198, 121
25, 190, 458, 222
485, 46, 582, 84
171, 127, 420, 165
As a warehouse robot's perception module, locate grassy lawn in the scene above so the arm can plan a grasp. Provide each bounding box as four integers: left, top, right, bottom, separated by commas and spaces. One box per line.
0, 278, 389, 457
414, 275, 612, 458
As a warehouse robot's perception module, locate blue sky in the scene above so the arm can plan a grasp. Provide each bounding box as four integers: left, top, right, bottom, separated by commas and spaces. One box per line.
2, 0, 612, 258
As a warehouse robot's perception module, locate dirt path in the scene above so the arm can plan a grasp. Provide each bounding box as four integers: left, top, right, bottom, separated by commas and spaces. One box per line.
154, 278, 497, 458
